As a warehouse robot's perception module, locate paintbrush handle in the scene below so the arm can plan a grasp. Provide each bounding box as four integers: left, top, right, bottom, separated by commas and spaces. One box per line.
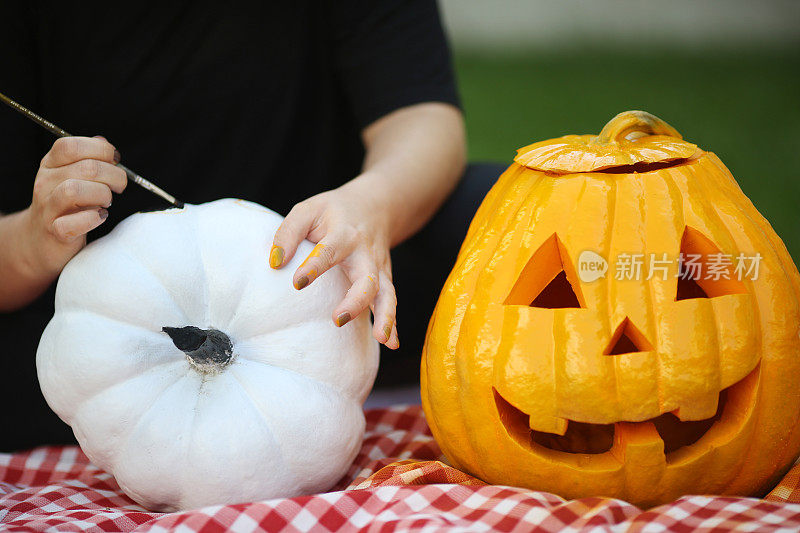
0, 91, 183, 208
0, 91, 70, 137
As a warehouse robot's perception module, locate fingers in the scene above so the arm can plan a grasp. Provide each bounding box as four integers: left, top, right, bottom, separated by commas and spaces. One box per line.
384, 321, 399, 350
371, 273, 399, 349
45, 177, 115, 217
333, 268, 399, 349
293, 236, 354, 290
270, 201, 317, 269
41, 136, 120, 169
51, 208, 108, 242
26, 136, 120, 257
269, 193, 398, 346
333, 258, 379, 328
34, 137, 126, 213
48, 159, 127, 194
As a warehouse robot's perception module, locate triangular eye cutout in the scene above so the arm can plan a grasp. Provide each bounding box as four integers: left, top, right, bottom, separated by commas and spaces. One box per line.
676, 262, 709, 300
604, 317, 653, 355
675, 227, 746, 301
505, 234, 585, 308
531, 271, 582, 308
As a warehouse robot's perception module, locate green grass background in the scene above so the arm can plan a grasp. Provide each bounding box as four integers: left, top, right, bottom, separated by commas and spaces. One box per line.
454, 47, 799, 264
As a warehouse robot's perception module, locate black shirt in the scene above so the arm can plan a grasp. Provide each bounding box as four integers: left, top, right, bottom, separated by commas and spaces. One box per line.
0, 0, 458, 450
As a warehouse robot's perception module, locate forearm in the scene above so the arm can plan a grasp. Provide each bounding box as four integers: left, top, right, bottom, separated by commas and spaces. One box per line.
0, 210, 56, 312
341, 102, 466, 247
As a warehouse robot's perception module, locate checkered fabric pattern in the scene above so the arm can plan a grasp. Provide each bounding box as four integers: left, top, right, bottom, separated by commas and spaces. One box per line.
3, 405, 800, 532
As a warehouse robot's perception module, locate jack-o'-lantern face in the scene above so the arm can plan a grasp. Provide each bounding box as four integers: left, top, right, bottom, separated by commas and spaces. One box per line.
493, 227, 756, 458
421, 111, 800, 507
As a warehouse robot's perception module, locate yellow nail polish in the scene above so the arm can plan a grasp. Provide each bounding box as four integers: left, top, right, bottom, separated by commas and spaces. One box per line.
269, 246, 284, 269
299, 243, 326, 269
336, 312, 351, 327
383, 319, 393, 341
306, 268, 318, 283
295, 275, 309, 290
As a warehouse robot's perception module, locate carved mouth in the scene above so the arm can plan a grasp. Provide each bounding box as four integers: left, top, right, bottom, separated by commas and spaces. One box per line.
493, 366, 758, 458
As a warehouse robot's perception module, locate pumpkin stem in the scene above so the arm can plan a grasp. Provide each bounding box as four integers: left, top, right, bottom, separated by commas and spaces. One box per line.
163, 326, 234, 373
594, 110, 682, 145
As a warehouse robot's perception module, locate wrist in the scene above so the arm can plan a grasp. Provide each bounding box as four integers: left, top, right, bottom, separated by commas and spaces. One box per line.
0, 209, 61, 311
9, 208, 61, 281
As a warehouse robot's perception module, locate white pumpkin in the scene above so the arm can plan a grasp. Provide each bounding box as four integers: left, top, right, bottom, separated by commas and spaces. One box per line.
36, 199, 379, 512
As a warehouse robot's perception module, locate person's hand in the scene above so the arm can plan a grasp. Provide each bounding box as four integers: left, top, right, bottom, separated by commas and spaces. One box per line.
269, 185, 400, 349
19, 136, 126, 277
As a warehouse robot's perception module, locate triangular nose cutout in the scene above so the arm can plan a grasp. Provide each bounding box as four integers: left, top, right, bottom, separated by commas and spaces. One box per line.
604, 318, 653, 355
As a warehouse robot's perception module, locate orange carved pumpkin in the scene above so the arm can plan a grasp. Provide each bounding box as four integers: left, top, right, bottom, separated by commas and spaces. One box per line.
421, 111, 800, 507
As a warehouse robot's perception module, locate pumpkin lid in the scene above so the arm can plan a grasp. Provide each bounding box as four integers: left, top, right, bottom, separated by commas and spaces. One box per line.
514, 110, 700, 173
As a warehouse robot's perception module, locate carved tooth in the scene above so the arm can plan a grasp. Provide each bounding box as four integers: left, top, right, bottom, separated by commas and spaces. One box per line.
529, 415, 568, 436
611, 422, 667, 476
612, 421, 663, 458
673, 395, 720, 421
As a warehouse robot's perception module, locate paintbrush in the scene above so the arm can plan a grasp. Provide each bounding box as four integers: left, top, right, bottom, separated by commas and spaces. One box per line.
0, 91, 184, 209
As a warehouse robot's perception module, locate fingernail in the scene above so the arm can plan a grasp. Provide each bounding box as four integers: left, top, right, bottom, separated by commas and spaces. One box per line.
98, 208, 109, 221
269, 246, 284, 269
295, 275, 309, 290
113, 149, 122, 163
336, 312, 351, 327
383, 319, 393, 341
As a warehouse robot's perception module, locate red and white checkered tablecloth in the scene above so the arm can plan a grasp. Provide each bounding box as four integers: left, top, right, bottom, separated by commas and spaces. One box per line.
3, 405, 800, 532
